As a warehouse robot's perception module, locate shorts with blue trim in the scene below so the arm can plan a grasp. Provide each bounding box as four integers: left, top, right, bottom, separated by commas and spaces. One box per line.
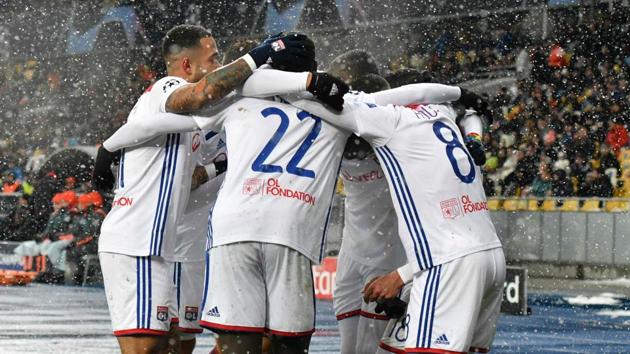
172, 260, 205, 334
100, 252, 177, 336
405, 247, 505, 353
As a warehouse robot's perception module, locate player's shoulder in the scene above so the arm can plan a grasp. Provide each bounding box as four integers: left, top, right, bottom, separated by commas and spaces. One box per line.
152, 76, 188, 94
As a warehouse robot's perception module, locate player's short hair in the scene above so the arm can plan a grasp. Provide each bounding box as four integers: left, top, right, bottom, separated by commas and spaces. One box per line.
222, 38, 259, 65
328, 50, 379, 82
385, 68, 434, 88
350, 73, 390, 93
162, 25, 212, 59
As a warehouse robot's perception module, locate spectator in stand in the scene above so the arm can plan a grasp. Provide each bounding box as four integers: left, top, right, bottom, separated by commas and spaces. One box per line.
2, 171, 21, 193
551, 169, 574, 197
65, 191, 105, 283
606, 120, 629, 157
579, 169, 614, 198
598, 143, 622, 183
39, 191, 77, 242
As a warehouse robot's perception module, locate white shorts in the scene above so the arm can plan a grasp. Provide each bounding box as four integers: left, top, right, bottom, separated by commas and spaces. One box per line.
378, 283, 412, 354
100, 252, 177, 336
173, 260, 205, 334
199, 242, 315, 336
405, 247, 505, 353
334, 250, 392, 321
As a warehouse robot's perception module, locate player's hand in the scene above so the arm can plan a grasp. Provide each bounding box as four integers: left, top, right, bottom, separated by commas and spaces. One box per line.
457, 88, 493, 124
465, 134, 486, 166
248, 32, 316, 70
307, 72, 349, 112
375, 297, 408, 319
363, 270, 404, 303
92, 145, 119, 192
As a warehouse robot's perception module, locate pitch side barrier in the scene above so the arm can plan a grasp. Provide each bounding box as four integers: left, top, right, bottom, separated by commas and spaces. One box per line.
487, 197, 630, 267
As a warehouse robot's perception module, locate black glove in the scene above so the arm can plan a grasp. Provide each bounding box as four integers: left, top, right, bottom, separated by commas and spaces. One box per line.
374, 297, 408, 319
248, 32, 316, 71
465, 135, 486, 166
214, 160, 227, 176
457, 88, 493, 124
92, 145, 120, 191
307, 72, 349, 112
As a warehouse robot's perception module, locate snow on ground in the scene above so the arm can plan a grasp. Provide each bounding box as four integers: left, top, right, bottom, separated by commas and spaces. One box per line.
564, 293, 622, 306
585, 277, 630, 288
1, 284, 630, 353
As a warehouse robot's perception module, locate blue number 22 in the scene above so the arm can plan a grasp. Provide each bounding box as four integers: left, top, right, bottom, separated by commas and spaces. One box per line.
252, 107, 321, 178
432, 121, 475, 184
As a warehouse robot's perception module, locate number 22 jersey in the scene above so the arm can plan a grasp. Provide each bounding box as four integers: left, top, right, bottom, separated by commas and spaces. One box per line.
193, 97, 348, 263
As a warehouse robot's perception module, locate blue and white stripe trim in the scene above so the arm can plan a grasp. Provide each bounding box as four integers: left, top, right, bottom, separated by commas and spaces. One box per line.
318, 160, 343, 262
416, 265, 442, 348
150, 133, 181, 256
173, 262, 182, 311
199, 252, 211, 311
118, 148, 126, 188
374, 146, 433, 270
136, 256, 152, 329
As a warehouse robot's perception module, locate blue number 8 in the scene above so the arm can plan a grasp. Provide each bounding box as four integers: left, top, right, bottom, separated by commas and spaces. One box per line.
432, 121, 475, 184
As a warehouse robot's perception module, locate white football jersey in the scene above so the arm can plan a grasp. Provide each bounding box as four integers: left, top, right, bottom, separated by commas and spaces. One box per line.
290, 100, 502, 274
192, 97, 348, 263
99, 76, 197, 260
339, 157, 406, 270
173, 131, 227, 262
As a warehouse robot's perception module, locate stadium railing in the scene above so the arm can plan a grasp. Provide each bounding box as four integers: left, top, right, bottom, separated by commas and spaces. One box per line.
486, 197, 630, 213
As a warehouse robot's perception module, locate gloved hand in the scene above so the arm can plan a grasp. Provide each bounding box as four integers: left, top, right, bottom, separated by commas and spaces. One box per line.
92, 145, 120, 191
457, 88, 493, 124
214, 160, 227, 176
374, 297, 408, 319
465, 133, 486, 166
248, 32, 316, 70
307, 72, 349, 111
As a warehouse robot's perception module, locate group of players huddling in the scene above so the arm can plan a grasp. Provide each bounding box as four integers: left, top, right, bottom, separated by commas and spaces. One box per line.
92, 24, 506, 354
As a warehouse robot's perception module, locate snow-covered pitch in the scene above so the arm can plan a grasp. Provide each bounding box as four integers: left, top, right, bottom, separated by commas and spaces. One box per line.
1, 283, 630, 353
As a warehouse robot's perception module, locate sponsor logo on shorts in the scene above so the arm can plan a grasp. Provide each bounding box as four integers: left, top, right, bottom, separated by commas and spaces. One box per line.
242, 178, 316, 206
440, 194, 488, 219
206, 306, 220, 317
185, 306, 198, 321
112, 196, 133, 207
435, 334, 450, 345
156, 306, 169, 322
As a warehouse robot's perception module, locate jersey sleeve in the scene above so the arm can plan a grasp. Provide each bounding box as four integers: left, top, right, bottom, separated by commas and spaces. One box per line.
288, 98, 399, 147
459, 110, 484, 138
240, 68, 309, 98
151, 76, 189, 113
371, 83, 461, 106
103, 112, 202, 151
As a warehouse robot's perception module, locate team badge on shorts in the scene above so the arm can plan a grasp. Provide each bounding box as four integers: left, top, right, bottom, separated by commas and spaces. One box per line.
157, 306, 169, 322
185, 306, 199, 321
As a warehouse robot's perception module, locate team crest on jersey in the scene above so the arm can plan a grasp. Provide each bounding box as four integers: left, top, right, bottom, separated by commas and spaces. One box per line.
184, 306, 198, 321
156, 306, 169, 322
440, 198, 461, 219
243, 178, 264, 195
192, 133, 201, 152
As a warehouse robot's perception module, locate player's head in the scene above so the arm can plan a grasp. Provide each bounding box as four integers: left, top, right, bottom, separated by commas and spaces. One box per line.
222, 38, 259, 65
343, 74, 389, 160
349, 73, 390, 93
385, 68, 434, 88
328, 50, 379, 84
162, 25, 221, 82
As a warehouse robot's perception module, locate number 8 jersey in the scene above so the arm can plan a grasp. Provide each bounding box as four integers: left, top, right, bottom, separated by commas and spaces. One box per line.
193, 97, 348, 263
291, 100, 502, 274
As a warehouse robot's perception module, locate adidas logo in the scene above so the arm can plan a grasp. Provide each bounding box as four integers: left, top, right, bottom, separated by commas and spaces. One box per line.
330, 83, 339, 96
207, 306, 220, 317
435, 334, 450, 345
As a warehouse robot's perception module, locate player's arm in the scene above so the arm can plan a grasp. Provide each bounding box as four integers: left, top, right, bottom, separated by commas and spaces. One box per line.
371, 83, 461, 106
242, 69, 349, 111
362, 263, 411, 303
459, 111, 486, 166
289, 98, 400, 146
165, 34, 314, 113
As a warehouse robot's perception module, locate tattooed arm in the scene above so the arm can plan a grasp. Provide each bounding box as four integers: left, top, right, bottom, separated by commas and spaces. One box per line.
165, 59, 253, 113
